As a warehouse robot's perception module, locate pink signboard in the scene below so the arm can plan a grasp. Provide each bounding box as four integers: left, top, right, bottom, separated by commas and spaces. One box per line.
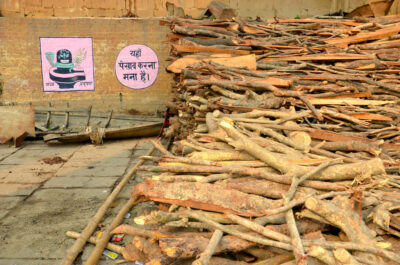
40, 37, 95, 92
115, 44, 159, 89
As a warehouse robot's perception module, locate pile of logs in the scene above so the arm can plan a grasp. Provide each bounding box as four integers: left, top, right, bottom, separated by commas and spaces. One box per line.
111, 16, 400, 265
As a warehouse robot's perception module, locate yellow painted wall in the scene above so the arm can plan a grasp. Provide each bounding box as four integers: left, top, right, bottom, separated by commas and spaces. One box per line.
0, 17, 173, 114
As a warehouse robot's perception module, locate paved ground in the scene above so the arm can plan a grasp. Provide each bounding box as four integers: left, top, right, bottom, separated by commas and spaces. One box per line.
0, 137, 159, 265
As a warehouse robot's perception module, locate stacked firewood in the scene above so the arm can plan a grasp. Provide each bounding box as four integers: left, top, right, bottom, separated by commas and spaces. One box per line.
110, 16, 400, 265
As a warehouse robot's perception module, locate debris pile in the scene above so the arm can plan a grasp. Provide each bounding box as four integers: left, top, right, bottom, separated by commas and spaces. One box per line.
116, 16, 400, 264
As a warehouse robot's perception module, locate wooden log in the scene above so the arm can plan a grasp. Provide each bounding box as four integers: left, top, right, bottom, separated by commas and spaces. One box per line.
111, 224, 168, 239
139, 165, 348, 191
214, 177, 317, 199
134, 209, 233, 225
185, 211, 293, 251
254, 253, 295, 265
192, 229, 224, 265
167, 54, 256, 73
241, 123, 309, 152
217, 96, 283, 111
172, 44, 250, 55
181, 257, 250, 265
189, 150, 255, 161
132, 236, 173, 265
265, 219, 326, 237
305, 196, 376, 245
266, 18, 361, 26
317, 140, 381, 156
333, 248, 361, 265
159, 235, 254, 258
260, 54, 370, 62
219, 118, 385, 180
131, 179, 282, 217
225, 213, 291, 243
308, 246, 336, 265
326, 23, 400, 45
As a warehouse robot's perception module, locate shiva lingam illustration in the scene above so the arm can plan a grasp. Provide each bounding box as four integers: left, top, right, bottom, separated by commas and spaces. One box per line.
45, 49, 86, 89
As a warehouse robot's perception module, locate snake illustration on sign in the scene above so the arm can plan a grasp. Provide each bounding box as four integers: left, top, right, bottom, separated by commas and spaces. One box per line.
115, 44, 159, 89
40, 37, 95, 92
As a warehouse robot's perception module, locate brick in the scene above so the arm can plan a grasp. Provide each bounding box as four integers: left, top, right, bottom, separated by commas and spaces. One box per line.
135, 0, 155, 10
116, 0, 126, 10
53, 0, 70, 8
53, 7, 87, 16
86, 7, 118, 17
176, 0, 195, 9
185, 7, 205, 18
154, 0, 166, 10
43, 176, 119, 188
94, 0, 116, 9
1, 0, 21, 11
136, 8, 154, 17
0, 183, 39, 196
24, 0, 42, 8
154, 7, 168, 17
194, 0, 212, 9
24, 7, 54, 17
42, 0, 54, 8
0, 10, 24, 16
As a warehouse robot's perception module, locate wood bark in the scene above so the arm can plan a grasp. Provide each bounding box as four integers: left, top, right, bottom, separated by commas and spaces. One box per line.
192, 229, 224, 265
159, 235, 254, 258
132, 179, 282, 217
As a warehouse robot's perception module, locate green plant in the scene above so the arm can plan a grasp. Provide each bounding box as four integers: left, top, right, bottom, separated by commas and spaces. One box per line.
294, 15, 300, 19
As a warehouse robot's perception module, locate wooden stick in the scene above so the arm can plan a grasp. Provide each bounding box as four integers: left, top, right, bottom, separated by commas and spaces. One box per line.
225, 213, 291, 243
84, 198, 138, 265
65, 231, 123, 254
192, 229, 224, 265
284, 159, 341, 265
60, 142, 155, 265
184, 211, 293, 251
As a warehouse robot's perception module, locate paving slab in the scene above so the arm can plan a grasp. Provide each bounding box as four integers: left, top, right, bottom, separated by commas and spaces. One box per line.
135, 141, 153, 150
0, 259, 60, 265
22, 141, 81, 150
0, 188, 110, 259
62, 156, 131, 169
0, 197, 24, 210
0, 197, 25, 220
56, 164, 128, 178
0, 147, 20, 161
0, 162, 63, 174
0, 184, 40, 197
0, 210, 10, 220
0, 148, 76, 165
0, 171, 53, 184
43, 176, 119, 189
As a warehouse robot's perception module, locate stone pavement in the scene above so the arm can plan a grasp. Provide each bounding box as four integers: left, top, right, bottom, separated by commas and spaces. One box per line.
0, 138, 157, 265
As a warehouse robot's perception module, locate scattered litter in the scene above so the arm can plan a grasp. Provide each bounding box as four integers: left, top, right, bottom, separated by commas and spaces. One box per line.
103, 249, 119, 260
110, 234, 125, 243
